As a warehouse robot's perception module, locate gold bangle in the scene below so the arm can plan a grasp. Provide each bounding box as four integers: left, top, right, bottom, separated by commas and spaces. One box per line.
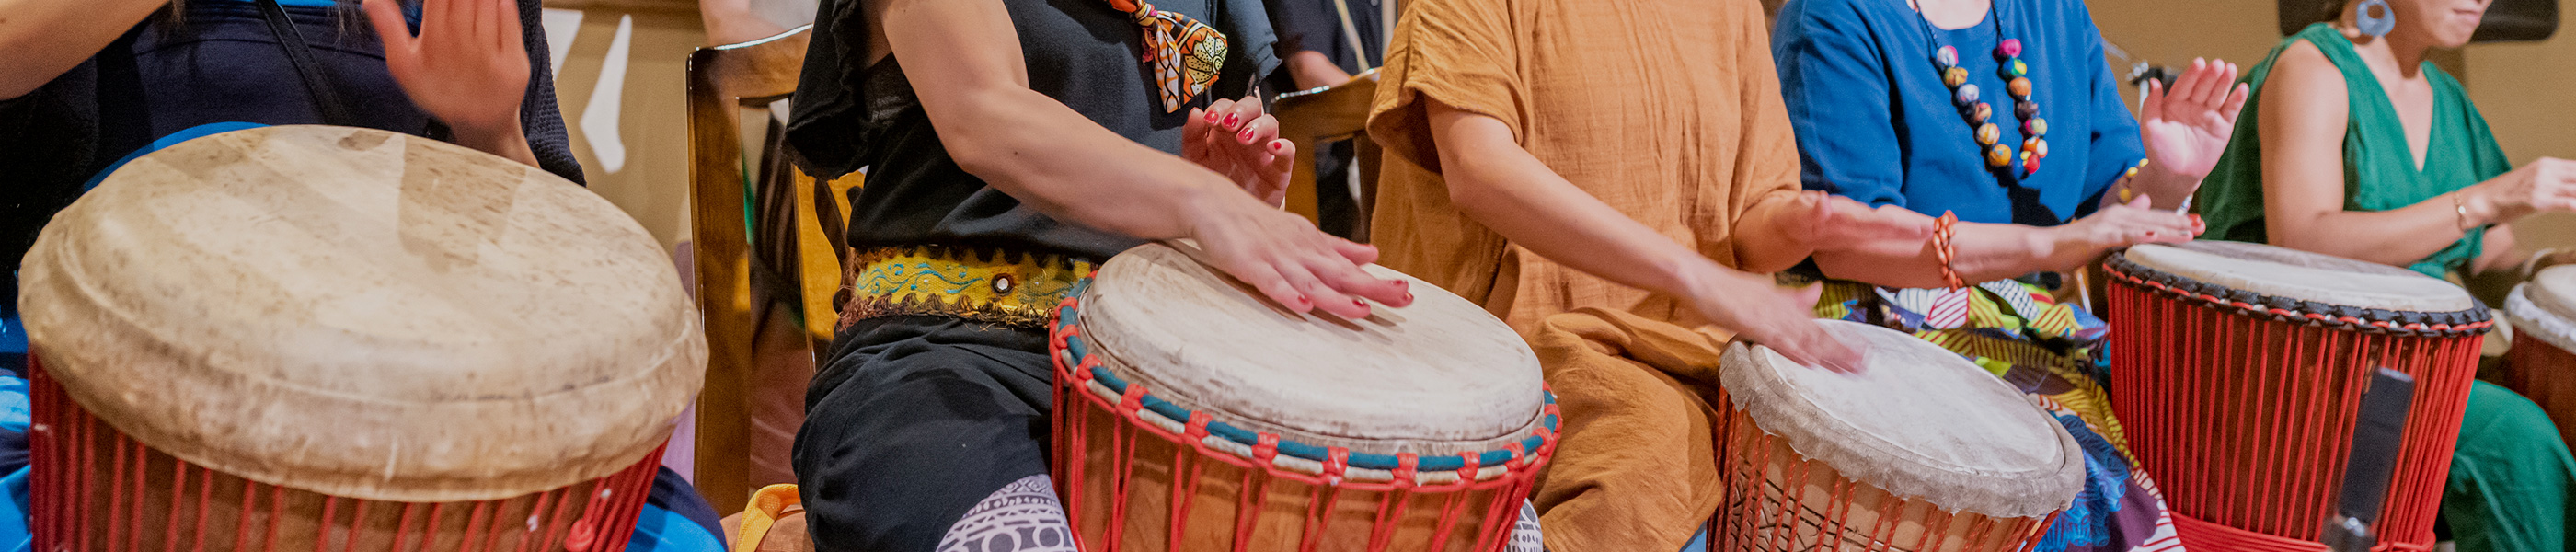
2455, 194, 2475, 233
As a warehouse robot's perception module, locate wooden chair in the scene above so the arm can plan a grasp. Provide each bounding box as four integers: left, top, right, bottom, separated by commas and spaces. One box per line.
685, 25, 861, 515
1273, 70, 1384, 241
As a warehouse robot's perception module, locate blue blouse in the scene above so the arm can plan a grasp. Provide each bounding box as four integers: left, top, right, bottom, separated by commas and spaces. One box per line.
1773, 0, 2145, 225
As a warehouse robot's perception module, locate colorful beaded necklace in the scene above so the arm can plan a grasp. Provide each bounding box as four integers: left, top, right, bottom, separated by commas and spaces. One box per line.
1912, 0, 2046, 180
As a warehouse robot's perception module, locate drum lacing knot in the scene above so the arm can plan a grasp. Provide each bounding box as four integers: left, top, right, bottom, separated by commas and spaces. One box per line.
1502, 442, 1526, 468
1324, 447, 1351, 485
1254, 434, 1282, 467
1118, 383, 1149, 417
1392, 454, 1420, 489
1073, 356, 1101, 383
1455, 452, 1483, 482
1184, 411, 1213, 442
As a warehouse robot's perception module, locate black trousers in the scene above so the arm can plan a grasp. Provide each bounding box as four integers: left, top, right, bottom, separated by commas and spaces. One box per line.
796, 316, 1057, 551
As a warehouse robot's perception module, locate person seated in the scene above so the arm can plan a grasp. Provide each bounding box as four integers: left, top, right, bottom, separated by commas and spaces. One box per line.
776, 0, 1517, 548
1361, 0, 1938, 549
2192, 0, 2576, 549
1770, 0, 2254, 548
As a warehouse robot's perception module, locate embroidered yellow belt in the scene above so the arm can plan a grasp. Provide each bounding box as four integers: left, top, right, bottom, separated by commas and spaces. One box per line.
838, 246, 1097, 329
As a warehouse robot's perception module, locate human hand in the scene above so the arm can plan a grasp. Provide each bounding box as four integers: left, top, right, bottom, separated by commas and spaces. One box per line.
2050, 195, 2202, 269
2139, 58, 2251, 181
365, 0, 529, 142
1682, 264, 1863, 374
1182, 189, 1409, 319
1184, 97, 1295, 206
2467, 157, 2576, 224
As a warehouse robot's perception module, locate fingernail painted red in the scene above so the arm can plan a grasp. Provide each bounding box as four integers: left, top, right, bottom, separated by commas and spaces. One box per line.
1204, 111, 1220, 123
1225, 114, 1240, 127
1239, 129, 1255, 142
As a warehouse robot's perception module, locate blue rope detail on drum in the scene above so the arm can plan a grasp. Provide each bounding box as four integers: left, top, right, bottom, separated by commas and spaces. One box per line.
1055, 300, 1556, 474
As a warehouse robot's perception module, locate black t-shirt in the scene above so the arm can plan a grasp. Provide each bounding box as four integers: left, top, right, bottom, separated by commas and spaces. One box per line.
785, 0, 1280, 261
0, 0, 581, 316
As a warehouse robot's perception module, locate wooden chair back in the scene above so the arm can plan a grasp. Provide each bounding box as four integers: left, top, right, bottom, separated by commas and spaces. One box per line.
1272, 70, 1384, 241
685, 25, 858, 515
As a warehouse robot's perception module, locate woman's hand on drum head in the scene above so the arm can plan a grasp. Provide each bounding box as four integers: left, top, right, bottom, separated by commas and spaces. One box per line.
1185, 97, 1295, 206
1682, 265, 1865, 374
2051, 195, 2201, 267
1184, 190, 1411, 318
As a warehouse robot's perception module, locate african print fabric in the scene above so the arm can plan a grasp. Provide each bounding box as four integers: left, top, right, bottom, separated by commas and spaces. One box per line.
1816, 280, 2186, 552
1104, 0, 1227, 111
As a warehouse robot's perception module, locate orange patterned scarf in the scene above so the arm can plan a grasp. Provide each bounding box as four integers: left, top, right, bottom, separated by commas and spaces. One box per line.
1106, 0, 1227, 112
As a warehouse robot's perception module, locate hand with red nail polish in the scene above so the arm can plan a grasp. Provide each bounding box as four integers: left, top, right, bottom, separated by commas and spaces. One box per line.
1181, 96, 1294, 206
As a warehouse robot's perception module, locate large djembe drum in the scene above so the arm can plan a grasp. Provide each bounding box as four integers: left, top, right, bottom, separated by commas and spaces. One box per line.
1048, 243, 1557, 552
2505, 266, 2576, 443
17, 125, 706, 550
2104, 242, 2489, 551
1711, 319, 2084, 552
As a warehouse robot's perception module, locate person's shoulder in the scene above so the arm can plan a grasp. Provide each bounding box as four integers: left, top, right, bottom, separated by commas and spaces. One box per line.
1773, 0, 1889, 39
2267, 38, 2344, 91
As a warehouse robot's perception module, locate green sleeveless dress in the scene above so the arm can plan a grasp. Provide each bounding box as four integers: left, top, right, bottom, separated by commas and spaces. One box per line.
2195, 23, 2575, 552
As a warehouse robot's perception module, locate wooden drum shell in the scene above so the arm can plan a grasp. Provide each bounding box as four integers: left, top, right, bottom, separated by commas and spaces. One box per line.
2104, 270, 2481, 552
1710, 397, 2055, 552
29, 357, 664, 552
2506, 328, 2576, 444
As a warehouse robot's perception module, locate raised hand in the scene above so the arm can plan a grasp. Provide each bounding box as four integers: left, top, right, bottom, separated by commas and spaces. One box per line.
1184, 97, 1295, 206
2139, 58, 2252, 181
365, 0, 538, 164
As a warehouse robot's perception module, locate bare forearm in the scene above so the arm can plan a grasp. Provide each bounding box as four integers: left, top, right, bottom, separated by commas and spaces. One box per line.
452, 124, 541, 169
1439, 132, 1715, 299
0, 0, 167, 99
2268, 191, 2484, 268
1815, 222, 2064, 288
941, 87, 1236, 240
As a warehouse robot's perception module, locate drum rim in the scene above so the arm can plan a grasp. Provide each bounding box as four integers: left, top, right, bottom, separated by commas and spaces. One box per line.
15, 125, 704, 502
1718, 320, 2087, 519
2509, 283, 2576, 353
1051, 294, 1559, 484
2105, 249, 2494, 338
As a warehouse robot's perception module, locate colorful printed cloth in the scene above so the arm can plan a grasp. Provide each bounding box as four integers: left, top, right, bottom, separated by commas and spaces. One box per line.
1817, 280, 2184, 552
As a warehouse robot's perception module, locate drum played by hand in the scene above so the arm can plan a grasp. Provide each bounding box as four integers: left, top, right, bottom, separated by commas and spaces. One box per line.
2104, 241, 2491, 551
1049, 243, 1556, 552
1711, 319, 2085, 552
2506, 266, 2576, 443
17, 125, 705, 551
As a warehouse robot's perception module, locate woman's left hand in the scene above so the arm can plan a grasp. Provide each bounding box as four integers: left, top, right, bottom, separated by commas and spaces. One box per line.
366, 0, 539, 165
1185, 97, 1295, 206
2138, 58, 2251, 181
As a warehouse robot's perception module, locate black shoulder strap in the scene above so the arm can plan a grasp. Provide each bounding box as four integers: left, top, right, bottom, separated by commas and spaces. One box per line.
252, 0, 358, 127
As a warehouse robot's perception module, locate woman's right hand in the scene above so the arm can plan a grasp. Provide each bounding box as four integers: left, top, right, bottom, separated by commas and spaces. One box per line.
1679, 263, 1864, 374
2044, 195, 2201, 270
1182, 189, 1413, 319
2467, 157, 2576, 224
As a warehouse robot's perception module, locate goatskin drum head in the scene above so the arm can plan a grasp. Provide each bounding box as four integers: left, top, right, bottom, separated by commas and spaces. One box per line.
2511, 266, 2576, 351
2124, 241, 2474, 312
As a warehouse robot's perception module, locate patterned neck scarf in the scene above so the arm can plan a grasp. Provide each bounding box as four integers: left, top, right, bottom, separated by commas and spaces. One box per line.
1106, 0, 1228, 112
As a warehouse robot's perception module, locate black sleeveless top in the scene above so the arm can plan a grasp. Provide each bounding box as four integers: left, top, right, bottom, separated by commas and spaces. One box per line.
785, 0, 1278, 260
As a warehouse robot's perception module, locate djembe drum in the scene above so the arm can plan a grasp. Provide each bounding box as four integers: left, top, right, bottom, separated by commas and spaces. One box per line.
1711, 319, 2084, 552
2104, 242, 2489, 552
17, 125, 706, 550
2505, 266, 2576, 443
1048, 243, 1557, 552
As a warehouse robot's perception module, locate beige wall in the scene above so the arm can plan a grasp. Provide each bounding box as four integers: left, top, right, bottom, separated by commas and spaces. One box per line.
545, 1, 705, 250
2464, 36, 2576, 249
2087, 0, 2572, 251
